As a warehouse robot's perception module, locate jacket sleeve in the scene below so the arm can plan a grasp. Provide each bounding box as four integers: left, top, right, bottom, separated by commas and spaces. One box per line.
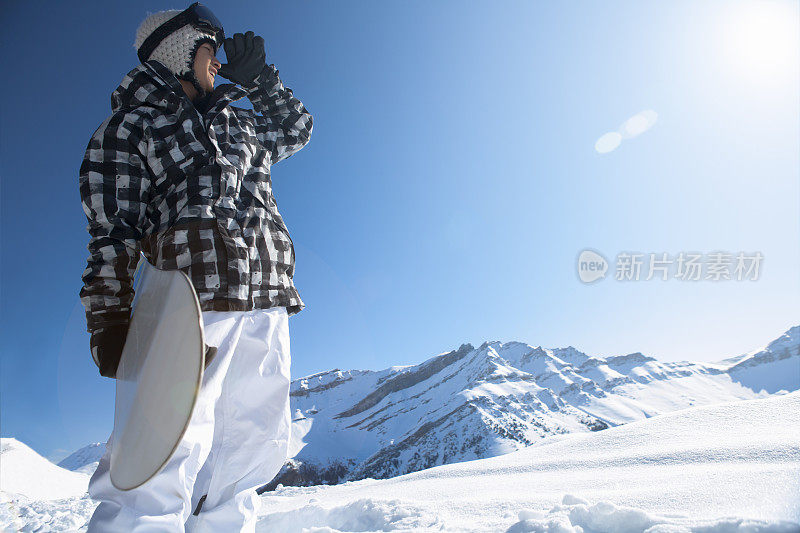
243, 63, 313, 164
78, 115, 151, 334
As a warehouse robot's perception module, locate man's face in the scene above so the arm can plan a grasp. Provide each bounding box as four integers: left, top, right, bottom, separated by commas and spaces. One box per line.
194, 42, 221, 93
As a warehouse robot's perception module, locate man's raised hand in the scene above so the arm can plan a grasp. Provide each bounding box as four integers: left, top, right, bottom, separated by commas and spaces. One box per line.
218, 31, 266, 88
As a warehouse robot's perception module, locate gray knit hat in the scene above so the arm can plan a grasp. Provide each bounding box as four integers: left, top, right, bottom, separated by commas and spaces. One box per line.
133, 9, 217, 91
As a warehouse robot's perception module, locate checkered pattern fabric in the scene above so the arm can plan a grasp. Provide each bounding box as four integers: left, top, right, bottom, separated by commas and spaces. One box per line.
79, 59, 312, 334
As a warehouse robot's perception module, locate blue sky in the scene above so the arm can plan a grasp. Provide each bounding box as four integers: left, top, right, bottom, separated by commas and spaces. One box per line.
1, 0, 797, 461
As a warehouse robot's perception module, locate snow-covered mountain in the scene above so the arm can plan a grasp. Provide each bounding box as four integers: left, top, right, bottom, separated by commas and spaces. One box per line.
3, 327, 798, 531
57, 443, 106, 476
270, 325, 799, 488
723, 326, 800, 393
0, 439, 89, 501
6, 390, 799, 531
54, 325, 799, 490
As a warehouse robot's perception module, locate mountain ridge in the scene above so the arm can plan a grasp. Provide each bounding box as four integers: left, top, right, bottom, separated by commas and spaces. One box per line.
55, 325, 799, 492
272, 325, 798, 488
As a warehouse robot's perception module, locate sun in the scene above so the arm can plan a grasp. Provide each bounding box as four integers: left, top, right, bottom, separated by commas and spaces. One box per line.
718, 1, 799, 87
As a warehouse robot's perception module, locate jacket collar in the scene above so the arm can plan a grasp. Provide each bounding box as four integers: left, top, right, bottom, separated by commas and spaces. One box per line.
111, 60, 249, 119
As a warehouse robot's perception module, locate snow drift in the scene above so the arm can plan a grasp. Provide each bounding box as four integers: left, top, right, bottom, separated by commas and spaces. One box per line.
256, 390, 800, 531
0, 438, 88, 501
3, 379, 799, 531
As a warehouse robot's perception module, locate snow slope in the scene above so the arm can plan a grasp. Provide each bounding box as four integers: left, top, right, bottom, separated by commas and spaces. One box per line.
257, 390, 800, 531
5, 392, 798, 531
0, 439, 89, 501
57, 443, 105, 476
725, 326, 800, 394
276, 326, 799, 486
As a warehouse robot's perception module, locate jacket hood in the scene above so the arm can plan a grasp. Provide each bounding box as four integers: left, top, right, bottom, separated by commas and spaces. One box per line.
110, 60, 247, 115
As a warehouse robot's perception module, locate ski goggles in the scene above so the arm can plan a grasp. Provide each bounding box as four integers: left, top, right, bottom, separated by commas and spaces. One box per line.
138, 2, 225, 63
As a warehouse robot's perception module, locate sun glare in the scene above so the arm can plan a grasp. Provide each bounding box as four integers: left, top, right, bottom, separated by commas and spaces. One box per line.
719, 1, 799, 86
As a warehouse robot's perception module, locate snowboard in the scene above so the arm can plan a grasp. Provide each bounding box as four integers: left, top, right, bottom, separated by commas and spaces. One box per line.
110, 256, 208, 491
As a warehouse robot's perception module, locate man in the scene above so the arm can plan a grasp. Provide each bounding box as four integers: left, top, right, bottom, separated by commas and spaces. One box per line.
79, 3, 312, 531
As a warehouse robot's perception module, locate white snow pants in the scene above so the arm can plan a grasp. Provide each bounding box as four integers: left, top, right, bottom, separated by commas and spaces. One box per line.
86, 307, 292, 532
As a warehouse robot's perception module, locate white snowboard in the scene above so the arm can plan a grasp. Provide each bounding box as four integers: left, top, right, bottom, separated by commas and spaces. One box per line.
110, 256, 207, 491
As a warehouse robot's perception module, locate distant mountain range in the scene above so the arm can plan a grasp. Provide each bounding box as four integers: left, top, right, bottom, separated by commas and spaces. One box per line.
58, 325, 799, 491
57, 443, 105, 476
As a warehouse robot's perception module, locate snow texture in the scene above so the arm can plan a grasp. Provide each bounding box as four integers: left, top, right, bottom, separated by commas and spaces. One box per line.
278, 326, 799, 486
0, 439, 89, 501
5, 390, 797, 531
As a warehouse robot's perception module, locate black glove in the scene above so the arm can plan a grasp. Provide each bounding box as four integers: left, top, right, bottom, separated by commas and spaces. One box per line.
204, 345, 218, 369
90, 323, 129, 379
218, 31, 266, 88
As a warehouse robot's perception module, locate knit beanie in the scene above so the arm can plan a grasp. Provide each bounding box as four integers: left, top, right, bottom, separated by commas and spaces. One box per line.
133, 9, 217, 94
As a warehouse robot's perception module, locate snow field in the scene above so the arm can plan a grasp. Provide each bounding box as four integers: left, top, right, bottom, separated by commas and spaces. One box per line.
255, 392, 800, 531
2, 386, 798, 531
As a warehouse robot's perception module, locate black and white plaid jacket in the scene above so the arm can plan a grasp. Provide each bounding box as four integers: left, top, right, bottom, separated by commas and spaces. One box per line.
79, 59, 312, 334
